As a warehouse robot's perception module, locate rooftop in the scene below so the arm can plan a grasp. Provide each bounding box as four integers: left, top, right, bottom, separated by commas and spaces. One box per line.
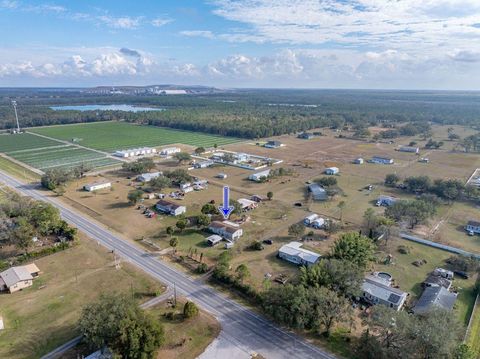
413, 286, 457, 314
156, 199, 184, 210
279, 241, 321, 264
0, 266, 33, 288
362, 277, 407, 305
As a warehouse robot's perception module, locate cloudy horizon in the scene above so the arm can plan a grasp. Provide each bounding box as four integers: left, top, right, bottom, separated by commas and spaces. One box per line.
1, 0, 480, 90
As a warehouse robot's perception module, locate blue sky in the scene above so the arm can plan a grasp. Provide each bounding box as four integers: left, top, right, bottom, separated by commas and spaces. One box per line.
1, 0, 480, 89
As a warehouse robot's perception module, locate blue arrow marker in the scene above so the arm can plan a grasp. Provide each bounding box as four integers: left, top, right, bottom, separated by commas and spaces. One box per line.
218, 186, 235, 219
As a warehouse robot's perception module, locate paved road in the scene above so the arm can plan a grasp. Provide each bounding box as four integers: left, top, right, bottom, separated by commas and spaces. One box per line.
0, 170, 335, 359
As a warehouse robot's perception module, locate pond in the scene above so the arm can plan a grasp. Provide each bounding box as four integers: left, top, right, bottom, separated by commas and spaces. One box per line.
50, 104, 165, 112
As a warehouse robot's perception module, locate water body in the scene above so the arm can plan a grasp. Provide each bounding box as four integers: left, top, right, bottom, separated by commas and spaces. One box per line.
50, 104, 164, 112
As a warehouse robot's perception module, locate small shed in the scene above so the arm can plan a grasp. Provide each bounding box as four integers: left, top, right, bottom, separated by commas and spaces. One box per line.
206, 235, 223, 246
325, 167, 339, 175
354, 158, 364, 164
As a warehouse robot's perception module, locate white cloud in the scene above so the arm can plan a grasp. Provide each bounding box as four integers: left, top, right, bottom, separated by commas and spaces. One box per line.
151, 17, 173, 27
97, 15, 142, 29
1, 0, 18, 9
180, 30, 216, 39
208, 0, 480, 55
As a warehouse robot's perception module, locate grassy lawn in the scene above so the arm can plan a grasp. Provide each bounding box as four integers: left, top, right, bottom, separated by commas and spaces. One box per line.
0, 236, 164, 359
466, 295, 480, 356
150, 299, 221, 359
0, 133, 60, 153
374, 238, 478, 326
30, 121, 241, 152
0, 156, 40, 182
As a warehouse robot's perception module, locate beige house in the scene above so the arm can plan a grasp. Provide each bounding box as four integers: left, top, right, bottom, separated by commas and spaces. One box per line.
0, 263, 40, 293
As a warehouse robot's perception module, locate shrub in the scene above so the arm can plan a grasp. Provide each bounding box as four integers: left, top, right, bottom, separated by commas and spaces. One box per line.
183, 301, 199, 319
398, 245, 410, 255
196, 263, 209, 274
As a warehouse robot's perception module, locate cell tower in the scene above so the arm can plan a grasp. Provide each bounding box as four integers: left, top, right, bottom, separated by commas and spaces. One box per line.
11, 100, 20, 133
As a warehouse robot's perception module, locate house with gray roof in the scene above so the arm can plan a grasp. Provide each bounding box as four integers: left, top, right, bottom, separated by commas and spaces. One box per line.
412, 286, 457, 315
308, 184, 328, 201
362, 275, 408, 311
0, 264, 39, 293
278, 241, 321, 267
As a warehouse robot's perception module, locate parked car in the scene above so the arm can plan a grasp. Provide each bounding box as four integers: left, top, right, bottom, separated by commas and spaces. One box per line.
454, 270, 469, 279
263, 239, 273, 245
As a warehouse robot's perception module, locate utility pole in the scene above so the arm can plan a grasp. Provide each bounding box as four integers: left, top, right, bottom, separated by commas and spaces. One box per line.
11, 101, 20, 133
173, 282, 177, 307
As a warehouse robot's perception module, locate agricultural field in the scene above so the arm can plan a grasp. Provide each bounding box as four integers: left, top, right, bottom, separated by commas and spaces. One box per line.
29, 121, 242, 152
0, 132, 120, 172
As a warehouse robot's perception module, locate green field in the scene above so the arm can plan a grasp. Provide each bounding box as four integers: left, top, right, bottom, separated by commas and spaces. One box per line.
0, 133, 120, 172
29, 121, 241, 152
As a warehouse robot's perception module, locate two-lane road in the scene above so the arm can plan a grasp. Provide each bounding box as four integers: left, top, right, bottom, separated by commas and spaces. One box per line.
0, 170, 335, 359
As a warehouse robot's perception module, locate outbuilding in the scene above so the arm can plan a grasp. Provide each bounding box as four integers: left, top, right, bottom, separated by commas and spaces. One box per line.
264, 140, 283, 149
398, 146, 420, 154
84, 181, 111, 192
206, 235, 223, 246
304, 213, 319, 225
353, 158, 364, 164
412, 286, 457, 315
325, 167, 339, 175
370, 156, 394, 165
160, 147, 181, 156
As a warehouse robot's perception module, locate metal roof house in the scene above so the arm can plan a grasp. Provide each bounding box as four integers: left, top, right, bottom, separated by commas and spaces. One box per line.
370, 156, 394, 165
398, 146, 420, 154
412, 286, 457, 315
278, 242, 321, 267
83, 181, 111, 192
137, 172, 162, 182
362, 275, 408, 311
308, 184, 328, 201
155, 199, 186, 216
466, 220, 480, 234
0, 264, 40, 293
208, 221, 243, 241
248, 169, 271, 182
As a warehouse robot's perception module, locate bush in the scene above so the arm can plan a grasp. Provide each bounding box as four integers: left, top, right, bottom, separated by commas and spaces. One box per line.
183, 301, 199, 319
249, 241, 264, 251
446, 255, 479, 273
196, 263, 209, 274
398, 245, 410, 255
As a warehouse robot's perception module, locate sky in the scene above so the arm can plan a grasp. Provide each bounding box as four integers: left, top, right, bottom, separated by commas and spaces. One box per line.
1, 0, 480, 89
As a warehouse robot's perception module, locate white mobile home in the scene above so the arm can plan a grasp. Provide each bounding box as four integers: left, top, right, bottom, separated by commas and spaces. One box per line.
248, 169, 271, 182
114, 147, 156, 158
304, 214, 319, 225
278, 242, 321, 267
208, 221, 243, 241
137, 172, 162, 182
362, 275, 408, 311
398, 146, 420, 154
466, 220, 480, 234
160, 147, 181, 156
370, 156, 394, 165
83, 181, 111, 192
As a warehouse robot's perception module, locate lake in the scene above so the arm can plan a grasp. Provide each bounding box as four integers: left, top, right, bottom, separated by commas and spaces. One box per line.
50, 104, 164, 112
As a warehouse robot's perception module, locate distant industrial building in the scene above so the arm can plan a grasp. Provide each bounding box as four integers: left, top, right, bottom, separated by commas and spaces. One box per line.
248, 169, 271, 182
308, 183, 328, 201
278, 242, 321, 267
83, 181, 111, 192
155, 199, 186, 216
324, 167, 339, 175
370, 156, 394, 165
114, 147, 156, 158
137, 172, 162, 182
